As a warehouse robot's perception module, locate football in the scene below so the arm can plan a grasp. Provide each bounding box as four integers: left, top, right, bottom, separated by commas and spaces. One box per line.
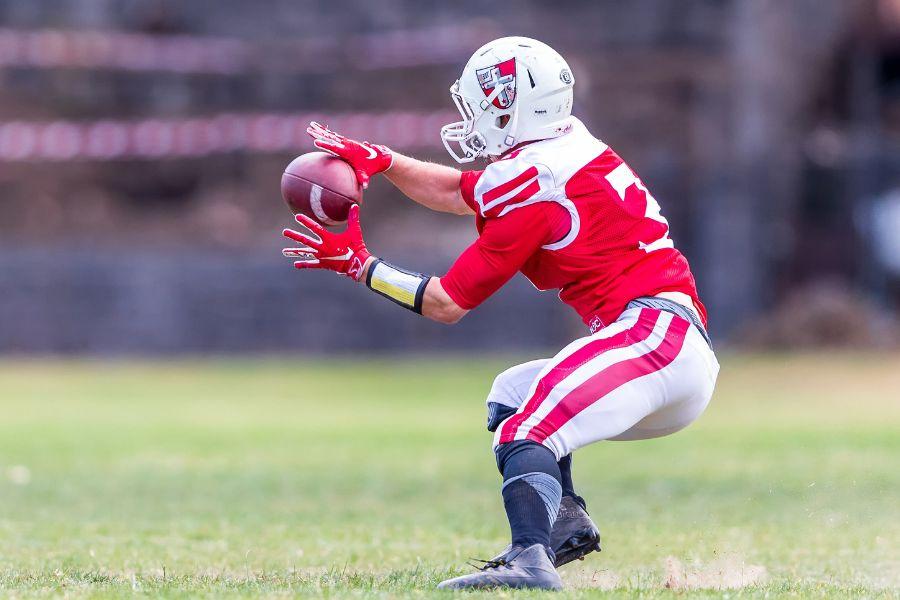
280, 152, 362, 226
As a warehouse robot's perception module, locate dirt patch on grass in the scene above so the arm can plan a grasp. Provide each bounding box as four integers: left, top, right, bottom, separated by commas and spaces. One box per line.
562, 567, 622, 590
664, 555, 768, 590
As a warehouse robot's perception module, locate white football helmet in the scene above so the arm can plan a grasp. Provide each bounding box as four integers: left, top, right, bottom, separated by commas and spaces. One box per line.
441, 36, 575, 163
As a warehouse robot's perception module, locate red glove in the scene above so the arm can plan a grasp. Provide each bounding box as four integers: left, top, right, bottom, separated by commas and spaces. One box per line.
306, 121, 393, 189
282, 205, 372, 281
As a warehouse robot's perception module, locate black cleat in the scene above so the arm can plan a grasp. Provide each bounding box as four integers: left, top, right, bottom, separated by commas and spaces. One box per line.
551, 495, 602, 567
437, 543, 563, 590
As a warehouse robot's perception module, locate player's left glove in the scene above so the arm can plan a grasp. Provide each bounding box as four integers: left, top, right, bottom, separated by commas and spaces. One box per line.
282, 204, 371, 281
306, 121, 393, 189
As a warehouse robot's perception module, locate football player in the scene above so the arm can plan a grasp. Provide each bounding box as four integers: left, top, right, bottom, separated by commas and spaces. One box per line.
284, 37, 719, 590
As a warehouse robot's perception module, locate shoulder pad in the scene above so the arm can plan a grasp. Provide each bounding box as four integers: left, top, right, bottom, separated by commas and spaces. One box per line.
472, 157, 557, 219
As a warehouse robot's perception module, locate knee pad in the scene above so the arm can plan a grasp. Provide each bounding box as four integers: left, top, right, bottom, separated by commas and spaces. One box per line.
486, 402, 518, 432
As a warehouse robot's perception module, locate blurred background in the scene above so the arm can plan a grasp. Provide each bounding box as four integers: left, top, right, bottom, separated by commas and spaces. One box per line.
1, 0, 899, 354
1, 4, 898, 596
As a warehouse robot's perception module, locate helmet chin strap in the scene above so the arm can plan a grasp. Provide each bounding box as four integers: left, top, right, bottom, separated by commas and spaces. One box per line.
502, 58, 521, 148
504, 99, 520, 148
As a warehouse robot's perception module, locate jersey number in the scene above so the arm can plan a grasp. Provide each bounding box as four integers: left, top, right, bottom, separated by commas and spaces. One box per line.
605, 163, 674, 253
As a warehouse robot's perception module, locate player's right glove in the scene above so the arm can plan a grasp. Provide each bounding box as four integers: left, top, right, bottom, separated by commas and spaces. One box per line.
282, 204, 431, 314
282, 205, 371, 281
306, 121, 393, 189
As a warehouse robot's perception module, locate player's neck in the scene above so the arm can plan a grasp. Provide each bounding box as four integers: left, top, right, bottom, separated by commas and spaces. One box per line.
489, 139, 542, 163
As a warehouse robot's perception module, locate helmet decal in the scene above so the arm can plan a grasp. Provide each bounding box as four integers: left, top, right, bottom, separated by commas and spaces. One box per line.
476, 58, 517, 109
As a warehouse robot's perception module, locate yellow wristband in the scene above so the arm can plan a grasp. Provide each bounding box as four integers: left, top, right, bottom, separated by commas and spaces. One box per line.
365, 259, 429, 314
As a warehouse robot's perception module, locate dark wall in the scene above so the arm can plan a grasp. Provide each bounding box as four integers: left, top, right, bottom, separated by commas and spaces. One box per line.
0, 247, 582, 354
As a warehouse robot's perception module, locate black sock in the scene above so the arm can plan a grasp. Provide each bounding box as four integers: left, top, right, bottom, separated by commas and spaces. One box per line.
557, 454, 576, 498
502, 478, 554, 548
496, 441, 562, 549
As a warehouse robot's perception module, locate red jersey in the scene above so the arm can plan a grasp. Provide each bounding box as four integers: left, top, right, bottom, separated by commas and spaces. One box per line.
441, 117, 707, 330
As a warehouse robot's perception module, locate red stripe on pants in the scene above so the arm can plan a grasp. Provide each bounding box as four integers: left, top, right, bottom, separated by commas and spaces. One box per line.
498, 309, 660, 444
524, 316, 690, 445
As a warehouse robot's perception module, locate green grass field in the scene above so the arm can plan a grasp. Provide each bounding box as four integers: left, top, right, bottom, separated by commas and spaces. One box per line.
0, 354, 897, 598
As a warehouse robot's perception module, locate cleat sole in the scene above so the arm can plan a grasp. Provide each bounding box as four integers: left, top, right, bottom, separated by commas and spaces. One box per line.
553, 529, 602, 568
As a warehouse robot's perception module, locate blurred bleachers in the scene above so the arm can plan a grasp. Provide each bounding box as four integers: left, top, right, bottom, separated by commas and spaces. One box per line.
0, 0, 898, 353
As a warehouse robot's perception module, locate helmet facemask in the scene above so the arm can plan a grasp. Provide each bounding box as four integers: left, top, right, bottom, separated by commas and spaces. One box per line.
440, 82, 486, 163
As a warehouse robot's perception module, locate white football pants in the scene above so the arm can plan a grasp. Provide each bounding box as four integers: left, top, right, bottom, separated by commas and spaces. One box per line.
490, 307, 719, 460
